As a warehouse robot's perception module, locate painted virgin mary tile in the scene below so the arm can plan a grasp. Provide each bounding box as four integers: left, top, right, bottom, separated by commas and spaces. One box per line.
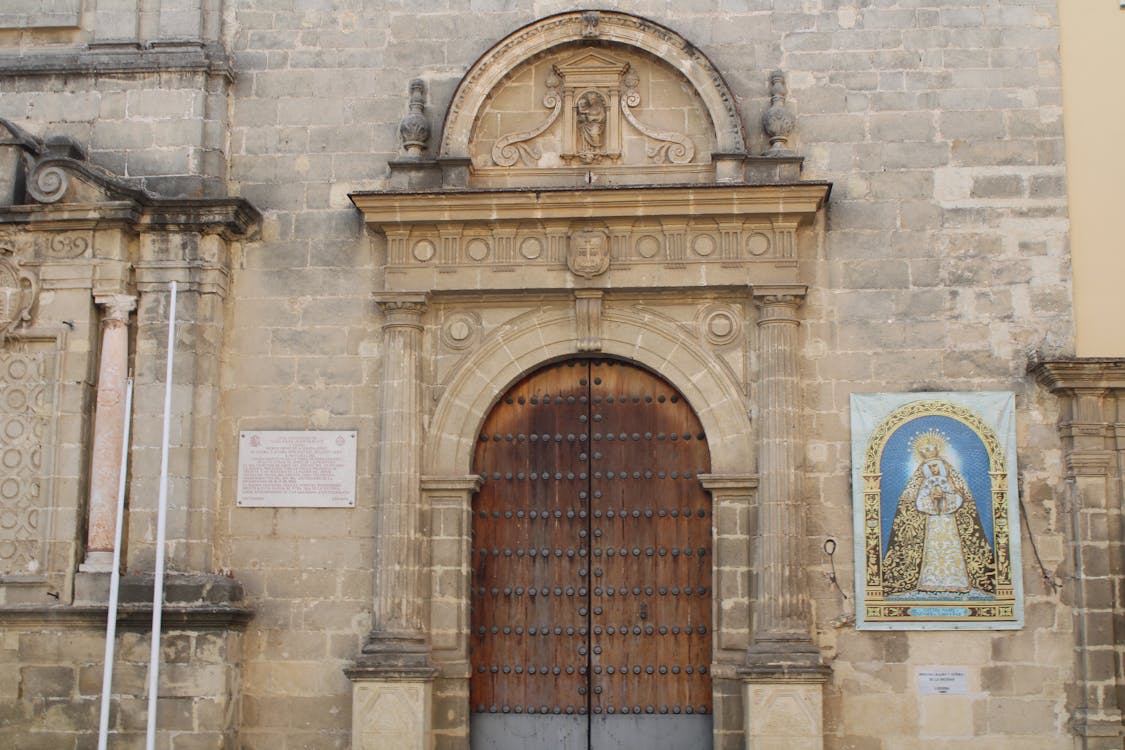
850, 392, 1023, 630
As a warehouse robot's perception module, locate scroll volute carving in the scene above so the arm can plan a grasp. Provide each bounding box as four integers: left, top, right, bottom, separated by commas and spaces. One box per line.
486, 48, 699, 171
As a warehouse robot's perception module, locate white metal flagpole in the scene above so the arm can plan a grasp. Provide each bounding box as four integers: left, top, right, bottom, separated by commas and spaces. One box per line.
145, 281, 177, 750
96, 376, 133, 750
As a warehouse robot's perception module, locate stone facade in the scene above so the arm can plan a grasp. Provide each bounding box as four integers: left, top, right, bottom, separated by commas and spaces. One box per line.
0, 2, 1117, 750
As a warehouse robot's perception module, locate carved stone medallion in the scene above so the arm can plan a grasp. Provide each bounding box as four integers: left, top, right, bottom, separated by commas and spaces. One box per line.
0, 245, 40, 339
567, 228, 610, 279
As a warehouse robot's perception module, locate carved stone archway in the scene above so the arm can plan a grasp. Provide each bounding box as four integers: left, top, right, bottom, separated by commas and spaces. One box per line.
423, 305, 753, 477
439, 10, 748, 160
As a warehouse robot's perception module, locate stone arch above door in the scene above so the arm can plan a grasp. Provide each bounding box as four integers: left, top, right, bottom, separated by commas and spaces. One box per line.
438, 10, 747, 187
423, 305, 752, 479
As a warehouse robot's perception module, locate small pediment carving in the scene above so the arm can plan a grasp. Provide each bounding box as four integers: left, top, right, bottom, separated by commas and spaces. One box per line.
475, 45, 707, 180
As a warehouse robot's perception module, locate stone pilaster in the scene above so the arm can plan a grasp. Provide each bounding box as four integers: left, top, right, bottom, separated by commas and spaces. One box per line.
423, 475, 483, 750
744, 286, 827, 750
349, 294, 434, 750
1032, 360, 1125, 749
79, 294, 136, 575
746, 286, 822, 666
357, 293, 432, 667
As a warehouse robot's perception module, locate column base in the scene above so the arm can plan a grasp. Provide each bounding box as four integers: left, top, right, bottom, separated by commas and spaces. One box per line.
741, 667, 829, 750
745, 631, 829, 671
358, 631, 432, 668
73, 570, 110, 604
346, 665, 437, 750
78, 550, 114, 573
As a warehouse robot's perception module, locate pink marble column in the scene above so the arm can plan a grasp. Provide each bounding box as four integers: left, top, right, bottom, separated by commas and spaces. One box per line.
80, 294, 136, 572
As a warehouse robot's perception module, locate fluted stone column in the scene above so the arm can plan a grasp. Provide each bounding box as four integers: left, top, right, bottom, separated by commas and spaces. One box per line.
359, 292, 432, 665
348, 293, 434, 750
79, 294, 136, 574
744, 286, 827, 750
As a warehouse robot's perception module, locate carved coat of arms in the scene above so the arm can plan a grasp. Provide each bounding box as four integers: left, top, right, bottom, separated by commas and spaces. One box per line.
567, 229, 610, 279
0, 245, 40, 339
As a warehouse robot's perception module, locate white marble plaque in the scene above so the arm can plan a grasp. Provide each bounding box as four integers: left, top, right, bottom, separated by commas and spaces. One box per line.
916, 669, 969, 695
237, 430, 357, 508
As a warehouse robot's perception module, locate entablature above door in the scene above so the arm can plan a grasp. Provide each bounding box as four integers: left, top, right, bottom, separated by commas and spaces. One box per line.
351, 182, 829, 294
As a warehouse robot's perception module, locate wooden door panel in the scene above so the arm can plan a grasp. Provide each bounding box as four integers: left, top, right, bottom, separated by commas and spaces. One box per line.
471, 358, 712, 731
472, 361, 590, 716
587, 360, 712, 717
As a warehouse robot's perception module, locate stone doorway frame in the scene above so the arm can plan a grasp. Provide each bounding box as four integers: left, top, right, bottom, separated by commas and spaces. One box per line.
346, 11, 832, 749
429, 319, 751, 748
465, 355, 719, 745
346, 182, 829, 750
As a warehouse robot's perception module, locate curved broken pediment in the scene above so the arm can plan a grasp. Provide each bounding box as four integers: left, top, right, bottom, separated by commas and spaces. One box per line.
0, 118, 259, 240
440, 11, 747, 187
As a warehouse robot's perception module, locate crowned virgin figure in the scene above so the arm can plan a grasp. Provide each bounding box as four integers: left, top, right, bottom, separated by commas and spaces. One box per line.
882, 429, 996, 596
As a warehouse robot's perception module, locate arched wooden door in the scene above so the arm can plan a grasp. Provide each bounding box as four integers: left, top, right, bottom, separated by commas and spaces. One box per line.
470, 359, 713, 750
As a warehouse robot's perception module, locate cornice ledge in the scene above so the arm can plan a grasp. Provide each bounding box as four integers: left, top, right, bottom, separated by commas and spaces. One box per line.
0, 198, 260, 240
1030, 358, 1125, 392
699, 473, 760, 491
0, 41, 234, 81
0, 604, 253, 629
134, 196, 262, 240
421, 475, 485, 492
350, 182, 830, 227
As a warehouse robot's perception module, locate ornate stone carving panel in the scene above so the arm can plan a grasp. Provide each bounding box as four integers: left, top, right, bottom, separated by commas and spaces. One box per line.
746, 683, 823, 749
0, 345, 51, 576
470, 44, 712, 186
441, 11, 748, 165
0, 229, 93, 261
359, 184, 825, 294
353, 680, 430, 750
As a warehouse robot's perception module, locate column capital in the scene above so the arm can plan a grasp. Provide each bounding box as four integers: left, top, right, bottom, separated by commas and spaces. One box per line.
94, 293, 137, 323
751, 284, 806, 323
374, 292, 428, 327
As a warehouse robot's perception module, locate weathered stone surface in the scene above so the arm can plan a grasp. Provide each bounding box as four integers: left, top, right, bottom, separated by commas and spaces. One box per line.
0, 1, 1094, 748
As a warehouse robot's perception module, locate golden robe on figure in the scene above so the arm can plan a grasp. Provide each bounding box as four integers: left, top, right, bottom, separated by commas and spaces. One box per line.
882, 434, 995, 596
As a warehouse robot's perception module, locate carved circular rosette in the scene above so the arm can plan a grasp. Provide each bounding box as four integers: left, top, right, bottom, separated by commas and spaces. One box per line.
412, 239, 436, 263
696, 304, 743, 348
440, 311, 480, 351
745, 231, 771, 257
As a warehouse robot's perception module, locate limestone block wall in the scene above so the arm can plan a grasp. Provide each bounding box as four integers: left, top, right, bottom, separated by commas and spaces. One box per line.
216, 3, 1077, 749
0, 0, 230, 196
0, 597, 247, 749
0, 1, 1088, 748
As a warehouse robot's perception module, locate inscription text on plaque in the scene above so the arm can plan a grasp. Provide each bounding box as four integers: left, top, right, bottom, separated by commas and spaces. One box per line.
237, 430, 358, 508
